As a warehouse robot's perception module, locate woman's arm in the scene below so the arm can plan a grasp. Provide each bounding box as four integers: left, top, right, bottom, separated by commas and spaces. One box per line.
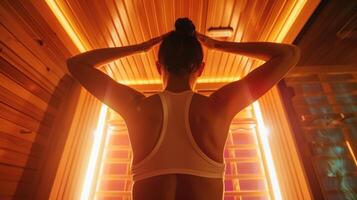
67, 36, 164, 67
67, 35, 165, 119
197, 33, 301, 120
197, 32, 298, 61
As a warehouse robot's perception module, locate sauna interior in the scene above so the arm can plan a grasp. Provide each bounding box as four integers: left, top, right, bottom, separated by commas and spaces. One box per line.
1, 0, 356, 199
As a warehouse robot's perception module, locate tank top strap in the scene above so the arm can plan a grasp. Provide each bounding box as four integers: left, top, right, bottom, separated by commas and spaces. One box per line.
131, 92, 168, 169
131, 89, 225, 182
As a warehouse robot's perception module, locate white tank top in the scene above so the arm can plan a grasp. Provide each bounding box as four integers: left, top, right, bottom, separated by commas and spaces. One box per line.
131, 90, 225, 182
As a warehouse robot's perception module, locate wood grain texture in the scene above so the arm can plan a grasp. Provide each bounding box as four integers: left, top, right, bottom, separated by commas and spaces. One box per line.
294, 0, 357, 66
0, 0, 74, 198
53, 0, 298, 83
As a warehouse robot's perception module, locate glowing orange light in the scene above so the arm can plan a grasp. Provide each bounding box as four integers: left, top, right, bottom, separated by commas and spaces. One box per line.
275, 0, 307, 42
253, 102, 282, 200
45, 0, 86, 52
346, 141, 357, 167
81, 105, 108, 200
45, 1, 108, 199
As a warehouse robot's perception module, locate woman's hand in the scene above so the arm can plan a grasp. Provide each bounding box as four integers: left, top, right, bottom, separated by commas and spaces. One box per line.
140, 32, 170, 52
196, 32, 217, 49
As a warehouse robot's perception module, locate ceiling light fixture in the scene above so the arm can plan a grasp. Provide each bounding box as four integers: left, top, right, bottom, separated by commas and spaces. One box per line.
207, 26, 234, 38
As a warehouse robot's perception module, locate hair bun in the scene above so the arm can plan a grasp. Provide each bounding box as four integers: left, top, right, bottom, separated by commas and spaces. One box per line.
175, 18, 195, 37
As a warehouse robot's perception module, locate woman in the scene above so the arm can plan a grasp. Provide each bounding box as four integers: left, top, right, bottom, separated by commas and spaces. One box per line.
67, 18, 300, 200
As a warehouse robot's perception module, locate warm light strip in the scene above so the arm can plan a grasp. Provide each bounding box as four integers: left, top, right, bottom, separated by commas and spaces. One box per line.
119, 76, 239, 85
80, 105, 108, 200
249, 1, 308, 199
253, 102, 282, 200
346, 141, 357, 167
275, 0, 307, 42
45, 1, 108, 199
94, 128, 113, 196
45, 0, 86, 52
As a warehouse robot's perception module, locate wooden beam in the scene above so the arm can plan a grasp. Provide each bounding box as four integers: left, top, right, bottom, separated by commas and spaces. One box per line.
124, 81, 231, 93
289, 65, 357, 76
126, 65, 357, 92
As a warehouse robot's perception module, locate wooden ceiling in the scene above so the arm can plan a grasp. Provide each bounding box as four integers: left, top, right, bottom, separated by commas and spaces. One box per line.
294, 0, 357, 66
49, 0, 318, 86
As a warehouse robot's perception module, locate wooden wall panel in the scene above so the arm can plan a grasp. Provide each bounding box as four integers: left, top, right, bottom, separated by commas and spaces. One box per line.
0, 0, 75, 199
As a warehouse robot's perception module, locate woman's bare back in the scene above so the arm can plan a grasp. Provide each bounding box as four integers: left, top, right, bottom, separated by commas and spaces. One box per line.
66, 19, 300, 199
124, 92, 232, 200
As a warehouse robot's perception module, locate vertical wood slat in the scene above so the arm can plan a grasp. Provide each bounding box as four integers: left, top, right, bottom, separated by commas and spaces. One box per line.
0, 117, 47, 146
52, 0, 305, 83
59, 91, 95, 199
0, 41, 59, 94
63, 92, 96, 199
104, 0, 133, 81
0, 25, 63, 87
0, 57, 60, 108
67, 94, 102, 200
5, 0, 72, 64
0, 0, 74, 199
48, 89, 102, 200
0, 1, 67, 79
257, 86, 313, 200
0, 72, 51, 116
0, 130, 43, 157
0, 85, 54, 126
126, 0, 156, 81
32, 77, 78, 200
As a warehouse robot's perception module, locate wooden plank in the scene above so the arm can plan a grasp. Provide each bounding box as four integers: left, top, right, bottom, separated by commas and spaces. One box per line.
0, 118, 47, 146
1, 43, 59, 93
0, 180, 30, 197
0, 4, 66, 79
0, 181, 18, 196
230, 0, 257, 78
104, 0, 136, 81
0, 85, 55, 124
289, 65, 357, 76
291, 86, 357, 96
32, 82, 78, 200
0, 149, 40, 169
29, 0, 79, 56
123, 0, 154, 80
0, 30, 62, 88
0, 164, 36, 183
114, 0, 143, 80
8, 0, 72, 64
0, 57, 62, 108
293, 103, 357, 115
0, 196, 13, 200
0, 102, 51, 136
115, 81, 235, 92
0, 72, 54, 113
0, 131, 44, 157
286, 73, 357, 84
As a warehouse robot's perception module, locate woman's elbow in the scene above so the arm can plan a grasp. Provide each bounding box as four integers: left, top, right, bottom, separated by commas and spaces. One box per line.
66, 57, 81, 75
289, 45, 301, 57
281, 44, 301, 64
289, 45, 301, 64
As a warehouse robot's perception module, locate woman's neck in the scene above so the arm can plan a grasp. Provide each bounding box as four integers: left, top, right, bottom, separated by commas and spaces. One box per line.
164, 74, 193, 92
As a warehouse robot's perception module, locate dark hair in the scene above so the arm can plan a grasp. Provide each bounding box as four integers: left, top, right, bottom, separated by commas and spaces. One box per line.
158, 18, 203, 75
